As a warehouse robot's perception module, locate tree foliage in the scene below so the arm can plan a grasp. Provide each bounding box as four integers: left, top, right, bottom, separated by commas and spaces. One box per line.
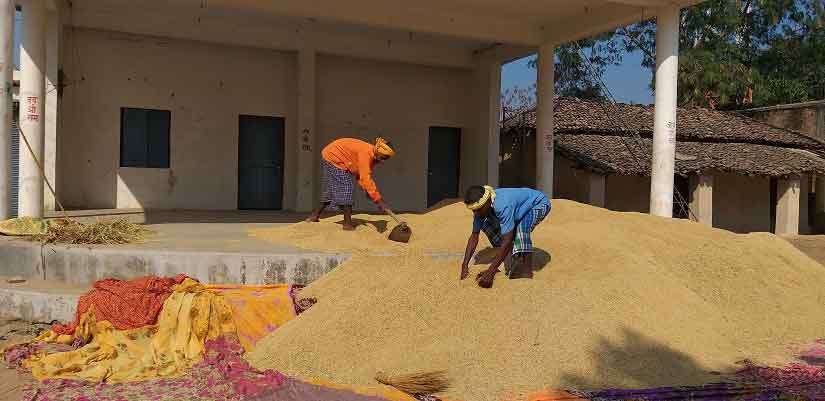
505, 0, 824, 110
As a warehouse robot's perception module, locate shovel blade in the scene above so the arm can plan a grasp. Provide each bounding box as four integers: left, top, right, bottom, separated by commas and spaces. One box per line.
389, 224, 412, 243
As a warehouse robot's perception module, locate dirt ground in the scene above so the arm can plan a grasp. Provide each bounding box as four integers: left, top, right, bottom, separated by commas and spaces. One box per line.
786, 235, 825, 267
0, 319, 50, 401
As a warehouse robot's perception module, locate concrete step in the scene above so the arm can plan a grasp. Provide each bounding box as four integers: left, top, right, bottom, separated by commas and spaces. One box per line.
0, 237, 350, 286
0, 277, 86, 323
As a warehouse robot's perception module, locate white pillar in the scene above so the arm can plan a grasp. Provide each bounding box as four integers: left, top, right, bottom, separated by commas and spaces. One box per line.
486, 62, 501, 187
586, 171, 606, 208
472, 58, 502, 188
43, 9, 58, 211
535, 43, 555, 197
649, 6, 680, 218
775, 177, 800, 236
19, 0, 47, 218
0, 0, 14, 219
295, 47, 316, 212
689, 173, 713, 226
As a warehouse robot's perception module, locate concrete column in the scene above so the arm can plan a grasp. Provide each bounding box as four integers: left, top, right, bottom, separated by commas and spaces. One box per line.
0, 0, 14, 220
689, 173, 713, 226
585, 171, 606, 208
471, 59, 502, 188
44, 9, 58, 211
649, 6, 680, 218
775, 177, 801, 236
535, 43, 555, 197
19, 0, 47, 218
295, 47, 316, 212
486, 62, 501, 187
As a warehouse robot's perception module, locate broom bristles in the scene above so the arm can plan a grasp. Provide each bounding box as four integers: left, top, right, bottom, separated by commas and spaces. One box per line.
375, 370, 450, 396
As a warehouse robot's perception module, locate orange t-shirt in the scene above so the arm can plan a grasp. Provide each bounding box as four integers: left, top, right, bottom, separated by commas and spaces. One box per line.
321, 138, 382, 202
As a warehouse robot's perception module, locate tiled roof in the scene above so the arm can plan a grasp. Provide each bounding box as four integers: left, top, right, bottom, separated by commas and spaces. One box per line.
502, 97, 825, 176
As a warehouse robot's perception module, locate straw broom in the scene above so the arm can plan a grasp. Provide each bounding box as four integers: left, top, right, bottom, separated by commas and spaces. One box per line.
375, 370, 450, 396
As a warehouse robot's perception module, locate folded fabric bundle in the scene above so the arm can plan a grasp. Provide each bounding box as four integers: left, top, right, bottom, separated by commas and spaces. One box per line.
51, 274, 187, 339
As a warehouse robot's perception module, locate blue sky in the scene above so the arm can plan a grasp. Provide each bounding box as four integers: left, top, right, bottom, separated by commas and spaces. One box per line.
501, 49, 655, 105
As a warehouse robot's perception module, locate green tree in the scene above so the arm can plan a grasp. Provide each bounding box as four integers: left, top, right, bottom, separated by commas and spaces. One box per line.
619, 0, 824, 108
510, 0, 824, 109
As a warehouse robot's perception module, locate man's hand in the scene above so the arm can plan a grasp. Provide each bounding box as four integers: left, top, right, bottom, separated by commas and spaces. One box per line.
476, 267, 498, 289
460, 263, 470, 280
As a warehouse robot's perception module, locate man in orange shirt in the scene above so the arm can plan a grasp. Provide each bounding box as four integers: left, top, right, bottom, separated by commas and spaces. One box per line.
305, 137, 396, 230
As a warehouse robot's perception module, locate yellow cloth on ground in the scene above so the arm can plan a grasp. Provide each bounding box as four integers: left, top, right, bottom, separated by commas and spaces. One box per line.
24, 278, 236, 383
0, 217, 48, 236
205, 284, 298, 352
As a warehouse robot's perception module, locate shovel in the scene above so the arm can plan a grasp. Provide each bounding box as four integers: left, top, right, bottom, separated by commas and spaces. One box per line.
385, 209, 412, 243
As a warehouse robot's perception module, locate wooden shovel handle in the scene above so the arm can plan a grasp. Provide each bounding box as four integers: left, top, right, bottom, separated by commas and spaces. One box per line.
385, 209, 404, 225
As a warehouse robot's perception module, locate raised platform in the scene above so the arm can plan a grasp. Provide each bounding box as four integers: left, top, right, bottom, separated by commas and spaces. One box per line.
0, 209, 463, 322
0, 278, 86, 322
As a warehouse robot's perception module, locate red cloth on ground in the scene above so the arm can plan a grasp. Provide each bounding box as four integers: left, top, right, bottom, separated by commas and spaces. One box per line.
52, 274, 188, 336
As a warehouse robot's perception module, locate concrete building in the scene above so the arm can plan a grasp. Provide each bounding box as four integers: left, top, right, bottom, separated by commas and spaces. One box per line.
501, 97, 825, 235
0, 0, 703, 219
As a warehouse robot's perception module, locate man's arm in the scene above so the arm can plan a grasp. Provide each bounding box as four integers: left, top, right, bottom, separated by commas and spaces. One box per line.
476, 230, 514, 288
489, 230, 515, 272
357, 156, 382, 203
460, 232, 479, 280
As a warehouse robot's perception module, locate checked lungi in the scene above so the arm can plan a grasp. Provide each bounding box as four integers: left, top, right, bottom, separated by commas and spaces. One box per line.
320, 160, 354, 208
478, 201, 551, 256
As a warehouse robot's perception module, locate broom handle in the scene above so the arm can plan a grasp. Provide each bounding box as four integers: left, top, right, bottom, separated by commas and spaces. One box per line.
17, 123, 68, 219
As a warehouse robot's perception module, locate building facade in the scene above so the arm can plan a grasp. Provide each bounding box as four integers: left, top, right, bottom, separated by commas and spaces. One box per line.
0, 0, 703, 218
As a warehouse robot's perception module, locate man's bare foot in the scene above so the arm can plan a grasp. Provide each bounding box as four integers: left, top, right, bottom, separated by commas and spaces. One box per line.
342, 224, 357, 231
509, 269, 534, 279
305, 216, 320, 223
509, 255, 534, 279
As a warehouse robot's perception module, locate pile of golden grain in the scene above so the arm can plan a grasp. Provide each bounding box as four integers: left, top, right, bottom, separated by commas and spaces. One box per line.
248, 200, 825, 401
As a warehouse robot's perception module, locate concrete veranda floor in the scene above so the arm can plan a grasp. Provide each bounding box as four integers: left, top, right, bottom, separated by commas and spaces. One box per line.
43, 209, 318, 253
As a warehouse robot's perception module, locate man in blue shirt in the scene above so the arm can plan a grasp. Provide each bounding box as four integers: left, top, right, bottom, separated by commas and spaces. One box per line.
460, 185, 551, 288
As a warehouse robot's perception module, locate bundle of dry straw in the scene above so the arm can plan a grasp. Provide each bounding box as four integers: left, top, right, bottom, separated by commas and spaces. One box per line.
31, 218, 151, 245
375, 370, 450, 396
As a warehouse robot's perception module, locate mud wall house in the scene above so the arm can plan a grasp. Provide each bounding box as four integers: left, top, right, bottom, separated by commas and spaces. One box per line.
741, 100, 825, 231
500, 97, 825, 235
2, 0, 704, 218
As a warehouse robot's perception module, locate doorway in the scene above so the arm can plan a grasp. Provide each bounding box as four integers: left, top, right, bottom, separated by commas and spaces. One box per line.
238, 115, 285, 210
427, 127, 462, 208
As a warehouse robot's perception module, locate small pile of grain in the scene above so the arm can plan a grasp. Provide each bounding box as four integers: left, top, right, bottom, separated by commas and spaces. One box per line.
32, 218, 151, 245
249, 199, 488, 254
247, 200, 825, 401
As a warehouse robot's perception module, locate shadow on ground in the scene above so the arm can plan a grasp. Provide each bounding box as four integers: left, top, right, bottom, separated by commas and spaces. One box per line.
559, 327, 723, 391
473, 247, 552, 273
335, 218, 389, 233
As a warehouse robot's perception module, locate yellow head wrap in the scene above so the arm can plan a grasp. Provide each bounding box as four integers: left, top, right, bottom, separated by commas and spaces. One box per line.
466, 186, 496, 211
374, 137, 395, 158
